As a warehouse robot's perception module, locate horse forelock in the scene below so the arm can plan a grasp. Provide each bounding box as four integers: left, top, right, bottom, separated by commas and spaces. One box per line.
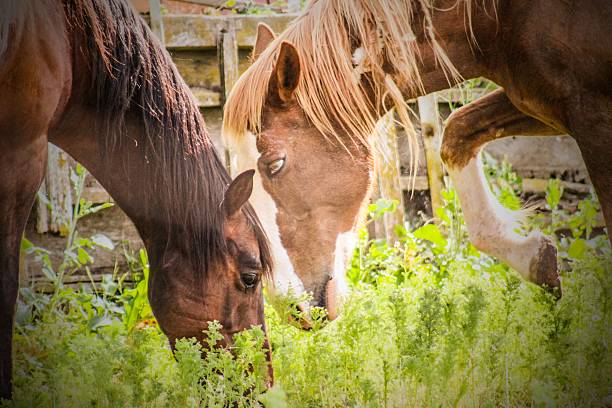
223, 0, 489, 180
63, 0, 273, 277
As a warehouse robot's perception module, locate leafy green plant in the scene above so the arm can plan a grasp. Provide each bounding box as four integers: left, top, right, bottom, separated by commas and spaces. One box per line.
483, 152, 523, 211
6, 158, 610, 407
121, 249, 154, 333
22, 164, 114, 290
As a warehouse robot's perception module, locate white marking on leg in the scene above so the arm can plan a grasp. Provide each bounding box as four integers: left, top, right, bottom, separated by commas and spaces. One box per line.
229, 134, 305, 299
448, 152, 543, 281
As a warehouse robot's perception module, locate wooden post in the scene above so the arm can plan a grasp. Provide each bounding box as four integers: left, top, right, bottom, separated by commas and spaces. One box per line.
19, 233, 27, 287
47, 145, 73, 235
371, 110, 405, 242
36, 183, 49, 233
217, 18, 240, 176
149, 0, 165, 45
417, 93, 444, 216
36, 145, 73, 235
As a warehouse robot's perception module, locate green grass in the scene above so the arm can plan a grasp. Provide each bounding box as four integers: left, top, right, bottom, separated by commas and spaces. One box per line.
4, 161, 611, 407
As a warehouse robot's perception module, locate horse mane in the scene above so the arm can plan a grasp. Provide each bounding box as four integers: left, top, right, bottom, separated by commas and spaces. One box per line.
63, 0, 272, 276
223, 0, 472, 178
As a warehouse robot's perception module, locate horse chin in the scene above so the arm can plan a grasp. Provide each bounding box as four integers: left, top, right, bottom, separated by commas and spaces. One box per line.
325, 278, 348, 321
325, 278, 340, 321
282, 300, 314, 330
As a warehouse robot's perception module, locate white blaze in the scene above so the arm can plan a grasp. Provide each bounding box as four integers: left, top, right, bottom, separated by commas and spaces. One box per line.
332, 231, 354, 293
228, 134, 305, 298
327, 230, 355, 319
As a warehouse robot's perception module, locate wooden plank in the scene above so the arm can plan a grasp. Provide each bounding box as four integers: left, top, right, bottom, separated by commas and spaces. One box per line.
287, 0, 301, 13
432, 87, 489, 105
35, 183, 49, 233
217, 20, 239, 106
160, 15, 488, 108
178, 0, 284, 12
400, 176, 430, 191
217, 19, 240, 175
81, 184, 113, 204
169, 49, 253, 108
417, 94, 444, 215
31, 272, 136, 292
372, 111, 405, 241
191, 86, 221, 107
178, 0, 226, 6
45, 145, 73, 236
163, 14, 297, 49
149, 0, 165, 45
522, 178, 591, 194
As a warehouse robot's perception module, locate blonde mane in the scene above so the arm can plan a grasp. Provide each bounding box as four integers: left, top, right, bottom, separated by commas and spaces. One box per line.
223, 0, 467, 176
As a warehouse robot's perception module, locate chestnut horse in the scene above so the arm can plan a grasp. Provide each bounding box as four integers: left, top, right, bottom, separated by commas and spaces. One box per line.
223, 0, 611, 317
0, 0, 273, 399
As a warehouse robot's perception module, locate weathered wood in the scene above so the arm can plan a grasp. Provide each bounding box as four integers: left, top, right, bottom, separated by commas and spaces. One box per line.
149, 0, 165, 45
190, 86, 221, 107
162, 15, 487, 110
170, 49, 250, 87
25, 205, 143, 284
287, 0, 301, 13
425, 87, 489, 105
217, 20, 239, 105
179, 0, 230, 6
178, 0, 284, 12
41, 145, 73, 236
35, 183, 49, 234
217, 18, 240, 175
169, 49, 251, 108
400, 176, 430, 191
372, 111, 405, 241
522, 178, 591, 194
81, 176, 113, 203
19, 235, 27, 287
162, 14, 297, 49
417, 94, 445, 215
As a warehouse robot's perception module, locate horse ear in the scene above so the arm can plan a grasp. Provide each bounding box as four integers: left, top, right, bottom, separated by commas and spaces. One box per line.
252, 23, 276, 61
270, 41, 300, 104
222, 169, 255, 218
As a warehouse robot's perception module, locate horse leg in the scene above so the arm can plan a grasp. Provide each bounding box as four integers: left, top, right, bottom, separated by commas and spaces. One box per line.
0, 136, 47, 400
440, 88, 562, 292
568, 105, 612, 240
580, 151, 612, 239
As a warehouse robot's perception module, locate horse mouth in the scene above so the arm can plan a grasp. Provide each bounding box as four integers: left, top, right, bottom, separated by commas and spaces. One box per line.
285, 301, 314, 330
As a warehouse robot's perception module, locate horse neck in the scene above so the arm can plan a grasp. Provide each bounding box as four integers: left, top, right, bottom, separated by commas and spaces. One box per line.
50, 106, 222, 251
397, 0, 499, 98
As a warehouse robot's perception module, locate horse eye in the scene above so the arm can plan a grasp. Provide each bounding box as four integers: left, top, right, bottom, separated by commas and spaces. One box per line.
267, 158, 285, 176
240, 272, 259, 289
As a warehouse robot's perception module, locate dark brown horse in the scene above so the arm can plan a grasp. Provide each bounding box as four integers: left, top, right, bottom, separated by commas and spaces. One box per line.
0, 0, 273, 399
223, 0, 611, 317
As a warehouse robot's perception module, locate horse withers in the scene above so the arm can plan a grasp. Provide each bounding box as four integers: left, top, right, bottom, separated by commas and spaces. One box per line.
0, 0, 272, 399
223, 0, 612, 318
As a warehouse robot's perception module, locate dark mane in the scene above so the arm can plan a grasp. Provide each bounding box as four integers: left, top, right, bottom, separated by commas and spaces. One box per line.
63, 0, 271, 276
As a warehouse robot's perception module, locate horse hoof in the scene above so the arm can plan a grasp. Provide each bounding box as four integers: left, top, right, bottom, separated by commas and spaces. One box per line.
530, 235, 562, 298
